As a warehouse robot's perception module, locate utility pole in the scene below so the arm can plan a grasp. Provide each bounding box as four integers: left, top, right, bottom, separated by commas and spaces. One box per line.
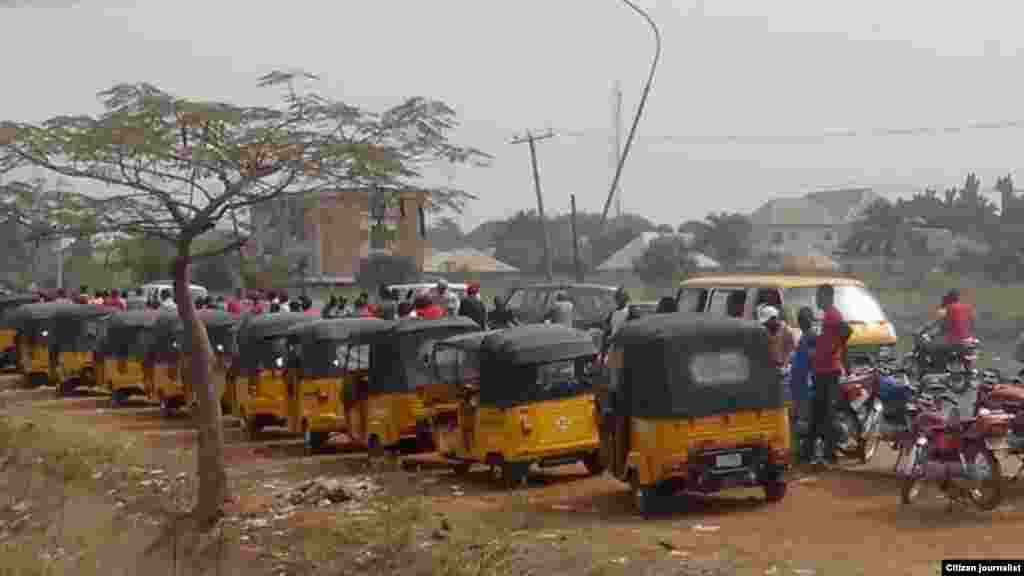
612, 81, 624, 219
510, 130, 555, 281
570, 195, 584, 283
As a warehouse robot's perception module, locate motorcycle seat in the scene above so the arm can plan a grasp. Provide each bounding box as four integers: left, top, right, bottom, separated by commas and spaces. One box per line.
989, 384, 1024, 404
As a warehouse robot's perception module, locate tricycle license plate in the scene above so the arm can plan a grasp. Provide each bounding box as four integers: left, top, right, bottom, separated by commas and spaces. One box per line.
715, 453, 743, 468
986, 437, 1009, 450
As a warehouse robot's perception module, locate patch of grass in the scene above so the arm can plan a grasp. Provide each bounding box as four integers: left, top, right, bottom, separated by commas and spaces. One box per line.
295, 494, 427, 569
432, 531, 516, 576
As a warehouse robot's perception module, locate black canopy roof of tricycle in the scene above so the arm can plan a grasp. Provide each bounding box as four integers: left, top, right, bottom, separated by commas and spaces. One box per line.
480, 324, 598, 366
606, 312, 783, 419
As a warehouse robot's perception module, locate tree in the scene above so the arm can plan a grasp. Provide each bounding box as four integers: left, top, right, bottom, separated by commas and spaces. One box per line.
427, 215, 464, 252
0, 71, 488, 529
841, 198, 928, 258
0, 176, 99, 288
694, 212, 752, 267
356, 253, 418, 292
633, 235, 695, 286
115, 235, 176, 284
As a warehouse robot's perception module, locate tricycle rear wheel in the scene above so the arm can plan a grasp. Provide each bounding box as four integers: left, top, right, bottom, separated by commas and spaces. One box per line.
245, 416, 262, 441
630, 475, 656, 517
582, 451, 604, 475
763, 479, 787, 502
110, 390, 130, 408
497, 462, 529, 489
304, 425, 328, 455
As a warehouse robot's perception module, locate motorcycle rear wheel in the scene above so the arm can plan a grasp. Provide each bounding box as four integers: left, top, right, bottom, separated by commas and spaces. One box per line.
833, 410, 861, 458
858, 419, 882, 465
964, 447, 1002, 511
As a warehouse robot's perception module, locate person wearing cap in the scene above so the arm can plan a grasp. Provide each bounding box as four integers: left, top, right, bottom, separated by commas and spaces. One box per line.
458, 283, 487, 329
757, 304, 797, 368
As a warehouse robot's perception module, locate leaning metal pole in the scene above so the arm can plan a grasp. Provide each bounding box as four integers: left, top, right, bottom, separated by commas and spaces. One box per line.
598, 0, 662, 230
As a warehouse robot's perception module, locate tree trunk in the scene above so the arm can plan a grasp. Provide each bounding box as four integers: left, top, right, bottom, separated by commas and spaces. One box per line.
173, 250, 228, 530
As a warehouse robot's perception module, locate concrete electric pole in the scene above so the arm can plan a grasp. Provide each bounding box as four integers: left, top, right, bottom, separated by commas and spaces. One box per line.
613, 81, 624, 219
510, 130, 555, 282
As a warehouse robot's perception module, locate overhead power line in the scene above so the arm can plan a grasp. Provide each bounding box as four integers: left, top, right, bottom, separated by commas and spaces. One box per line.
554, 118, 1024, 146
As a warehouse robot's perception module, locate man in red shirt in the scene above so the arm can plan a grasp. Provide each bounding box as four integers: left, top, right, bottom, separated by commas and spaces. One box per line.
106, 289, 127, 311
940, 289, 974, 345
414, 292, 445, 320
806, 283, 851, 466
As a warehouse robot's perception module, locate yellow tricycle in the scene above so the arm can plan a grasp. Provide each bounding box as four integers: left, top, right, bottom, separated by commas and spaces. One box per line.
11, 302, 71, 388
350, 317, 479, 455
284, 317, 393, 453
598, 313, 791, 516
97, 310, 158, 406
235, 312, 317, 439
0, 294, 38, 371
146, 313, 185, 417
51, 303, 111, 397
431, 324, 604, 487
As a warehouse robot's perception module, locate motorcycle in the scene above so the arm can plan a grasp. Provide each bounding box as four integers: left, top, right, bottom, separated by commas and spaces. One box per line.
900, 391, 1010, 511
902, 327, 980, 394
832, 363, 884, 464
798, 357, 889, 464
972, 368, 1024, 480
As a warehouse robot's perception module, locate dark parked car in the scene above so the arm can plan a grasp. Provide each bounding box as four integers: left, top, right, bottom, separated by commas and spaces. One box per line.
495, 284, 619, 331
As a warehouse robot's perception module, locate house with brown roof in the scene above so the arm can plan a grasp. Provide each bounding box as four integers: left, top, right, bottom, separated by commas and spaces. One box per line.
749, 187, 880, 258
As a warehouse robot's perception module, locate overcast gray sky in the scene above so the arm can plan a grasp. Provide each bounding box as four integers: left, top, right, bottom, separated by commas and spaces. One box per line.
4, 0, 1024, 231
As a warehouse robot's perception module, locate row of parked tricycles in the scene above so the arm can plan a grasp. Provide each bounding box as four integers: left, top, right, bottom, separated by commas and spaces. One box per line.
1, 297, 798, 514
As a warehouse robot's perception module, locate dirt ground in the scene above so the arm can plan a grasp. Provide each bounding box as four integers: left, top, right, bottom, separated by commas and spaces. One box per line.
4, 373, 1024, 576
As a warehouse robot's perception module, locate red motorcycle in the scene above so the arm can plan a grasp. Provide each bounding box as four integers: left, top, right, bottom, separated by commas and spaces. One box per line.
973, 369, 1024, 480
832, 364, 884, 464
900, 390, 1009, 511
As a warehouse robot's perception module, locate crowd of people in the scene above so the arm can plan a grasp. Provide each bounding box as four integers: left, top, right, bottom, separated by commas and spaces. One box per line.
27, 279, 493, 329
319, 279, 489, 328
750, 284, 976, 468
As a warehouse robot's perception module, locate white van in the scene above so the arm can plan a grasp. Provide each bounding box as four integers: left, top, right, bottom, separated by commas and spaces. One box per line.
140, 282, 208, 304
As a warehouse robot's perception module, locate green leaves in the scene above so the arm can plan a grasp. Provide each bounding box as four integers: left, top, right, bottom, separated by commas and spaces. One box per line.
1, 69, 488, 255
